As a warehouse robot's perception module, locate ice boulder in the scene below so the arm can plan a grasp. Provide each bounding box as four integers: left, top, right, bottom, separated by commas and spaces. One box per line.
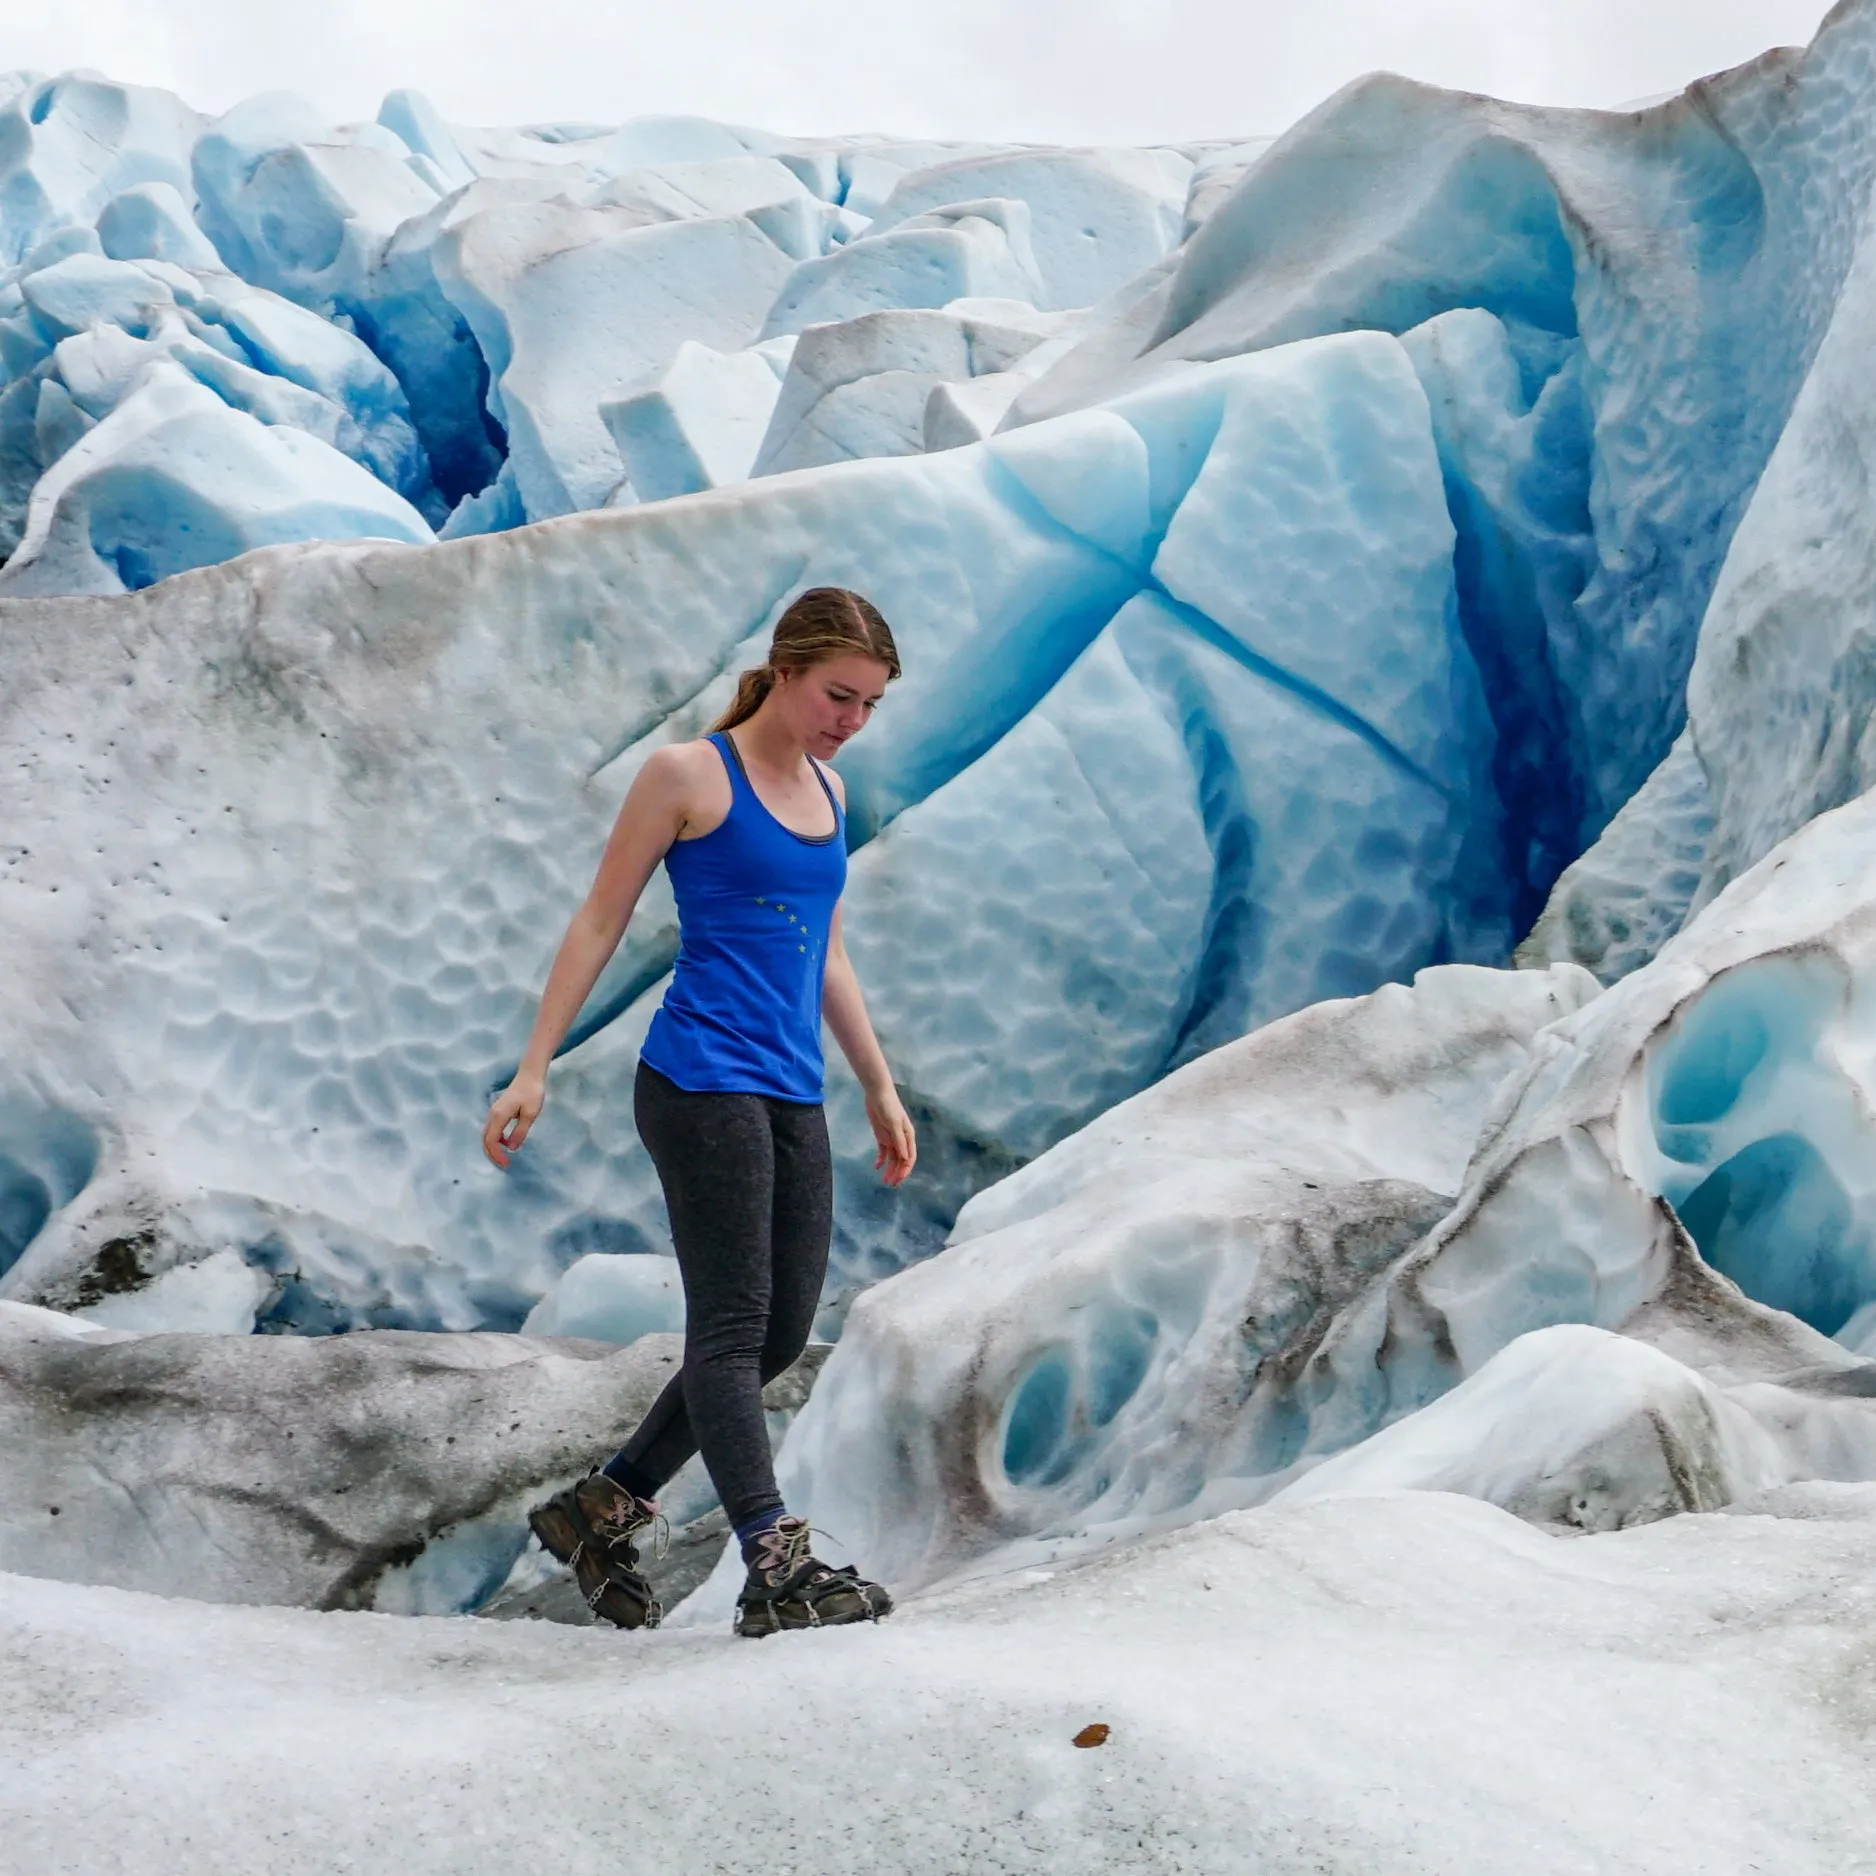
752, 302, 1064, 475
587, 154, 826, 244
190, 92, 440, 309
94, 180, 223, 270
433, 196, 797, 516
0, 1300, 685, 1611
760, 199, 1044, 339
601, 339, 783, 501
0, 362, 433, 597
745, 781, 1876, 1599
1268, 1324, 1787, 1531
1266, 786, 1876, 1492
0, 74, 203, 266
862, 147, 1191, 311
521, 1252, 685, 1344
19, 251, 176, 336
826, 139, 1007, 221
700, 962, 1600, 1600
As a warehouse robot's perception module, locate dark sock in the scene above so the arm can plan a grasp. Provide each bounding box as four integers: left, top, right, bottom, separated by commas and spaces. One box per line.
734, 1505, 788, 1567
599, 1452, 661, 1501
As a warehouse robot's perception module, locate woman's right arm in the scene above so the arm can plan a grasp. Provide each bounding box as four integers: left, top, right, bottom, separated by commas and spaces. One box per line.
481, 748, 693, 1168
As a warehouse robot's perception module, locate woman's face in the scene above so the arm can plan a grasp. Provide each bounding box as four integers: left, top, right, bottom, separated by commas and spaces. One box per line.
777, 653, 892, 759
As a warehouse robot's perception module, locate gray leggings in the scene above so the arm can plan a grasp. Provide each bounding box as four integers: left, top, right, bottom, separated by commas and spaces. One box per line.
607, 1060, 833, 1529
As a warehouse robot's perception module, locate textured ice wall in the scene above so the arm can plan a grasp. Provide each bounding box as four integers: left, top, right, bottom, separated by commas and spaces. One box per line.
1013, 2, 1876, 932
0, 325, 1515, 1331
0, 74, 1207, 575
736, 792, 1876, 1601
8, 10, 1876, 1343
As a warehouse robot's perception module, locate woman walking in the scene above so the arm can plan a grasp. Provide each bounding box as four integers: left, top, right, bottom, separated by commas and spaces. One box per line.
482, 587, 914, 1637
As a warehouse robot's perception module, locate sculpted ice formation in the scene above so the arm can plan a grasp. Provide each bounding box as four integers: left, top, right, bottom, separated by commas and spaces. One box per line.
1013, 6, 1876, 933
858, 148, 1190, 311
0, 362, 432, 596
743, 788, 1876, 1604
750, 303, 1064, 475
719, 962, 1600, 1600
602, 339, 785, 502
0, 1299, 686, 1610
0, 317, 1532, 1335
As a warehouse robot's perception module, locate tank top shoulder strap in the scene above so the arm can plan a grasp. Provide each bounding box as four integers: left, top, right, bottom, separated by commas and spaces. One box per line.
708, 731, 752, 806
807, 754, 843, 825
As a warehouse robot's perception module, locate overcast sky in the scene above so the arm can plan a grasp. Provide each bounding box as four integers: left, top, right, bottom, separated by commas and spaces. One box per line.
0, 0, 1843, 144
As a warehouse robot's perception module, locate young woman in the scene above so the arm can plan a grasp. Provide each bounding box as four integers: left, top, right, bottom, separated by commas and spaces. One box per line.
481, 587, 915, 1637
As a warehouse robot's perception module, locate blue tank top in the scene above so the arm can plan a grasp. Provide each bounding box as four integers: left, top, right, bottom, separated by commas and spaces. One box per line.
639, 732, 847, 1103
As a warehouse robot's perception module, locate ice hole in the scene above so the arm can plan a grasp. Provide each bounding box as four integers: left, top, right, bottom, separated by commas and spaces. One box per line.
1656, 998, 1770, 1127
0, 1158, 51, 1277
1086, 1306, 1157, 1428
1002, 1348, 1074, 1486
1000, 1306, 1159, 1487
1649, 957, 1846, 1160
1678, 1133, 1871, 1337
0, 1102, 99, 1276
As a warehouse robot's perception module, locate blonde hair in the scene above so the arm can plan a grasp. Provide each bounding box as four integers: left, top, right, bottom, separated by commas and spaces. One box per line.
708, 587, 901, 734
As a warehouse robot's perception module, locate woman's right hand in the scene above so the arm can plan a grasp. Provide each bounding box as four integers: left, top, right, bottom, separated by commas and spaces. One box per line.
482, 1074, 546, 1169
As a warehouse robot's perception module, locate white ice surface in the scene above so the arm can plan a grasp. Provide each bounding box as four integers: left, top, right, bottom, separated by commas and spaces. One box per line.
70, 1247, 271, 1334
601, 339, 782, 502
722, 963, 1598, 1603
751, 302, 1062, 475
521, 1250, 685, 1344
5, 1490, 1876, 1873
0, 1301, 686, 1611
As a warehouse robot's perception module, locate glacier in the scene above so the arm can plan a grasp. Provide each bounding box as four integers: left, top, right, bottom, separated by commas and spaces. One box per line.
9, 5, 1876, 1866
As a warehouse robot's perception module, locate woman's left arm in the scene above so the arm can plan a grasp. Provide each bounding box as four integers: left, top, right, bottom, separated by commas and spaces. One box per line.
823, 901, 917, 1187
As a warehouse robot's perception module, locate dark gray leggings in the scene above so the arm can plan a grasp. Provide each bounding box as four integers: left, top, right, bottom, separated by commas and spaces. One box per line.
607, 1059, 832, 1529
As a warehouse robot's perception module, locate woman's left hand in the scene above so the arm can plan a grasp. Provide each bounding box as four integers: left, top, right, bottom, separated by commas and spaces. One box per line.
866, 1084, 917, 1187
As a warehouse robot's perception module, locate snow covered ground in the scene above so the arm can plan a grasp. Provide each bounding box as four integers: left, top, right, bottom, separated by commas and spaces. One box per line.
6, 1488, 1876, 1875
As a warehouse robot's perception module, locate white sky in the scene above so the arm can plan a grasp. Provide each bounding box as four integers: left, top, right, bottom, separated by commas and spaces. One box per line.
0, 0, 1844, 144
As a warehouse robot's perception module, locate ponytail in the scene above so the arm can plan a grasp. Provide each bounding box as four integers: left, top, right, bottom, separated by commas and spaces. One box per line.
705, 587, 900, 734
711, 665, 775, 733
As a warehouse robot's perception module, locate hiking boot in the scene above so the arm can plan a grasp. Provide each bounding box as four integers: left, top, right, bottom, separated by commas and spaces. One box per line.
528, 1471, 665, 1630
733, 1514, 893, 1638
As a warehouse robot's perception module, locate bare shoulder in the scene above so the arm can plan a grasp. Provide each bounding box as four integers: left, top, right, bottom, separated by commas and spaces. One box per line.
641, 739, 723, 788
816, 758, 848, 805
640, 735, 733, 839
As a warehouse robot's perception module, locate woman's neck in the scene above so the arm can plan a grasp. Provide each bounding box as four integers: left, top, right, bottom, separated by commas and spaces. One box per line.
730, 707, 808, 775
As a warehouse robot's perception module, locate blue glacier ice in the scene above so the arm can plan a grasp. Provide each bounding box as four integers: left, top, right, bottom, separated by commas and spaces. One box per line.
1012, 10, 1876, 929
602, 339, 785, 503
760, 199, 1045, 340
859, 147, 1191, 312
751, 302, 1064, 475
0, 3, 1874, 1505
0, 318, 1510, 1333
